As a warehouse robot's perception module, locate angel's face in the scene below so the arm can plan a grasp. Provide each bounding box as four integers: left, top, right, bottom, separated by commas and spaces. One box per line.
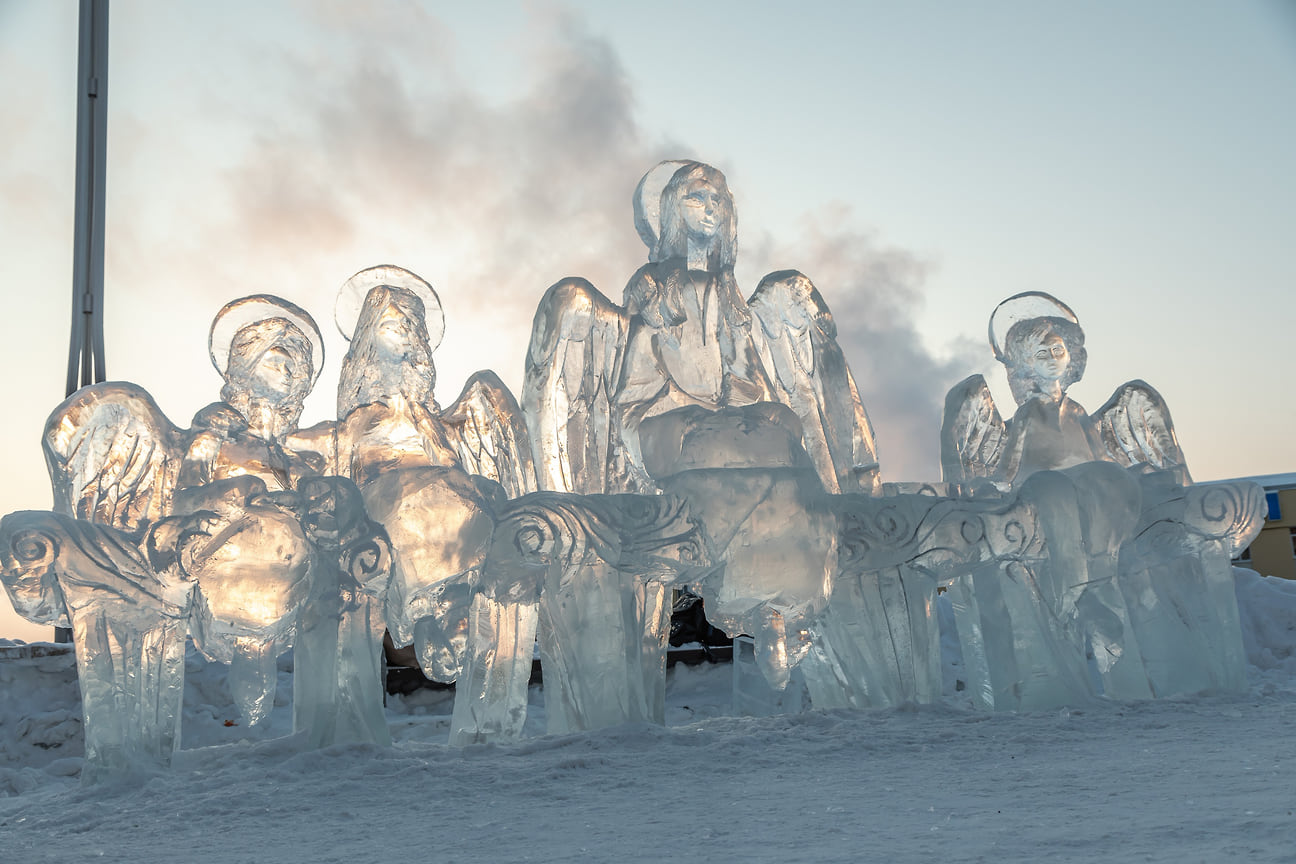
681, 179, 724, 243
375, 305, 419, 360
1029, 333, 1070, 384
251, 346, 296, 399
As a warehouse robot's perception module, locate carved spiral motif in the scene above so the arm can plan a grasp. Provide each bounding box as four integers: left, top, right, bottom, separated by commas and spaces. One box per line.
11, 529, 57, 569
959, 517, 986, 546
994, 519, 1031, 558
346, 536, 391, 583
498, 495, 618, 570
1184, 482, 1264, 550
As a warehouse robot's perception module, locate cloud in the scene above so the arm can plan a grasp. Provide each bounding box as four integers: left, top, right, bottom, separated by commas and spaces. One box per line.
104, 4, 969, 484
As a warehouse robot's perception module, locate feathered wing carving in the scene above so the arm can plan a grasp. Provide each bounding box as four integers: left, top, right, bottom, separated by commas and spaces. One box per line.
43, 382, 186, 534
940, 374, 1007, 483
1090, 379, 1190, 482
440, 369, 538, 499
748, 271, 882, 495
521, 278, 630, 495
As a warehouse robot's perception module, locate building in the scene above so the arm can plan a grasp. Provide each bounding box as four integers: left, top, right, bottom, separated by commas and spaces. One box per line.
1228, 473, 1296, 580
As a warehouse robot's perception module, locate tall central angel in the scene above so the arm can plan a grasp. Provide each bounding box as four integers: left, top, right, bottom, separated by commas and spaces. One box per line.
522, 160, 883, 703
524, 159, 880, 497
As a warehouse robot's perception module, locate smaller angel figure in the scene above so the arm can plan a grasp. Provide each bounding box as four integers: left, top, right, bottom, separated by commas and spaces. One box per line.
325, 265, 535, 498
178, 294, 325, 498
325, 266, 534, 721
941, 291, 1188, 488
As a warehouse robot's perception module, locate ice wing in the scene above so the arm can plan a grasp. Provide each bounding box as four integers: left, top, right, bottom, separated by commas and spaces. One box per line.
1091, 380, 1189, 481
521, 278, 630, 494
440, 370, 538, 499
940, 374, 1007, 483
43, 382, 186, 533
749, 272, 881, 494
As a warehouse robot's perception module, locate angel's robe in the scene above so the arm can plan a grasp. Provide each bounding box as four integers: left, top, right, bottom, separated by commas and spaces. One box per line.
998, 396, 1102, 485
617, 261, 773, 418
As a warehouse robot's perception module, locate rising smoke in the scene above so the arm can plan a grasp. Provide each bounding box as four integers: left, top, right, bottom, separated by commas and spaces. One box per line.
108, 4, 975, 482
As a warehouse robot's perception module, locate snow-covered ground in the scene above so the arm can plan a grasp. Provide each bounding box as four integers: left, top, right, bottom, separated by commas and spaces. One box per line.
2, 569, 1294, 863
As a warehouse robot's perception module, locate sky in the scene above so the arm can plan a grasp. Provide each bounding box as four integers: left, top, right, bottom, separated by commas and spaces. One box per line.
1, 0, 1294, 638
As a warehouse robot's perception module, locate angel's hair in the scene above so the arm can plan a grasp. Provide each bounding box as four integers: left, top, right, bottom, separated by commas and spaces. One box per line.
653, 162, 737, 270
222, 318, 314, 436
338, 285, 436, 418
1003, 316, 1086, 404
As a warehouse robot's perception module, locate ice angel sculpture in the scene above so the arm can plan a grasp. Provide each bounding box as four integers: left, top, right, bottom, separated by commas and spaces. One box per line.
521, 160, 883, 713
315, 265, 538, 743
2, 294, 393, 779
524, 160, 881, 498
938, 291, 1262, 706
940, 291, 1187, 488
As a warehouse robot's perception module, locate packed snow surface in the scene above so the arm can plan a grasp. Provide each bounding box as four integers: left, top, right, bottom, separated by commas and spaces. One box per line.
2, 569, 1294, 863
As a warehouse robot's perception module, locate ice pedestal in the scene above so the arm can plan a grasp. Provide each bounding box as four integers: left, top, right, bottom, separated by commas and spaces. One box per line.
1118, 474, 1264, 697
0, 511, 191, 783
489, 492, 703, 735
940, 464, 1144, 710
450, 594, 539, 745
642, 404, 837, 695
290, 476, 394, 748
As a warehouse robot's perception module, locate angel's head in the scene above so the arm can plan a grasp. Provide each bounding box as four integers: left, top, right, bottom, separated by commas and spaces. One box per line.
654, 162, 736, 271
222, 317, 315, 437
338, 284, 437, 417
1003, 316, 1086, 404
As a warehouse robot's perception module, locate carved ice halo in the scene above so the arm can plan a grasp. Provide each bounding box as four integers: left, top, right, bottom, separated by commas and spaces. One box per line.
988, 291, 1079, 363
334, 264, 444, 351
633, 160, 693, 251
209, 294, 324, 387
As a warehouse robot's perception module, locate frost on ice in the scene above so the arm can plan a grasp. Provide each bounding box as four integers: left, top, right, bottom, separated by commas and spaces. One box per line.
0, 162, 1266, 782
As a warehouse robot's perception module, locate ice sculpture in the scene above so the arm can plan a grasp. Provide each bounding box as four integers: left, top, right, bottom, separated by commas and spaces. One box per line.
486, 491, 706, 735
0, 295, 402, 780
521, 161, 883, 720
939, 292, 1264, 705
0, 508, 193, 782
176, 294, 328, 723
941, 291, 1187, 488
640, 403, 837, 691
524, 160, 881, 498
325, 266, 538, 743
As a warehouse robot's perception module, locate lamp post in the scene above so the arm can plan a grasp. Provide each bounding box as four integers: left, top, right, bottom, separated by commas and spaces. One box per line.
60, 0, 109, 643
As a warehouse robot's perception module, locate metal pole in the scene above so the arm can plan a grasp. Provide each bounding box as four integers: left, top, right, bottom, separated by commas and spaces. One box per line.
60, 0, 109, 643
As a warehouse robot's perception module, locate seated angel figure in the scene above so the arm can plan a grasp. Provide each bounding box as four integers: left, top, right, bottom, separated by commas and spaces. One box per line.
179, 295, 394, 740
524, 159, 881, 496
180, 294, 326, 496
522, 160, 884, 707
322, 267, 536, 746
941, 291, 1188, 488
324, 265, 535, 497
6, 295, 387, 777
